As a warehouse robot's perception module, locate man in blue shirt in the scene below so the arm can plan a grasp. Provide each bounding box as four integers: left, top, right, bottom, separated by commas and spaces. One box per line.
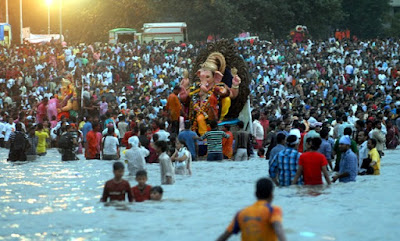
269, 135, 302, 186
332, 135, 357, 183
318, 128, 333, 170
268, 133, 286, 168
178, 121, 198, 161
82, 116, 93, 144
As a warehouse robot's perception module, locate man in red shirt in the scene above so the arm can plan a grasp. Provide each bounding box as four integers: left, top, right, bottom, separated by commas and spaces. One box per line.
85, 122, 102, 160
131, 170, 152, 202
101, 162, 133, 202
292, 137, 331, 185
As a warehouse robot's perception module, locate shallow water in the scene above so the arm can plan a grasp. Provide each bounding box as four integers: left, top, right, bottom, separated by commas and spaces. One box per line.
0, 148, 399, 241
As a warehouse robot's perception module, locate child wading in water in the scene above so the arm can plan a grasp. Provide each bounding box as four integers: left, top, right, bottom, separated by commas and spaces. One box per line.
131, 170, 152, 202
101, 162, 133, 202
150, 186, 163, 201
216, 178, 287, 241
171, 139, 192, 175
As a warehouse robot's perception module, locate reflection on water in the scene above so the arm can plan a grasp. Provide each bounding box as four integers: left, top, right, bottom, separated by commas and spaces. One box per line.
0, 148, 400, 241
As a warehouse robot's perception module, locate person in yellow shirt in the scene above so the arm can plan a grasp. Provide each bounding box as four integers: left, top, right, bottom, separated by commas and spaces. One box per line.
367, 139, 380, 175
35, 123, 50, 156
216, 178, 286, 241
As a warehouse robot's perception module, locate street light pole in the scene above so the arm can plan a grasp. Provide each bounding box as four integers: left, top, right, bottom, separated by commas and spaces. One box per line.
48, 4, 51, 34
59, 0, 62, 42
5, 0, 9, 23
20, 0, 23, 44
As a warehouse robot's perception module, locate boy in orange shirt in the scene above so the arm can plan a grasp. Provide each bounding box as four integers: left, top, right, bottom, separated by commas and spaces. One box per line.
216, 178, 286, 241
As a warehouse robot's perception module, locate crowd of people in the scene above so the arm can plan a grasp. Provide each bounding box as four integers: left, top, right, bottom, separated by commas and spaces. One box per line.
1, 36, 400, 240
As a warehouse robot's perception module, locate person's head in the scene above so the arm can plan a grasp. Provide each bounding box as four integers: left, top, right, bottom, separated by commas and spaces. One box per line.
237, 121, 244, 129
107, 126, 114, 135
158, 121, 165, 130
29, 126, 36, 135
357, 130, 368, 144
339, 135, 351, 152
367, 138, 377, 150
92, 122, 100, 132
253, 111, 260, 120
153, 133, 159, 142
210, 120, 218, 130
129, 136, 140, 148
184, 121, 191, 130
257, 147, 265, 157
135, 170, 148, 187
173, 86, 181, 95
279, 121, 285, 130
15, 122, 23, 132
343, 127, 352, 136
37, 123, 44, 130
113, 162, 125, 180
255, 178, 274, 201
176, 139, 188, 150
286, 135, 298, 148
223, 124, 230, 132
320, 128, 329, 140
276, 133, 286, 145
374, 120, 382, 129
310, 137, 322, 151
150, 186, 163, 201
154, 140, 168, 154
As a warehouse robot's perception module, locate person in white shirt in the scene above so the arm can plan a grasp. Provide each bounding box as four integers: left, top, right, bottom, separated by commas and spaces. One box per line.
0, 121, 5, 147
155, 122, 170, 142
357, 130, 369, 174
154, 140, 175, 185
171, 139, 192, 175
252, 111, 264, 149
101, 127, 120, 160
124, 136, 149, 176
4, 117, 15, 148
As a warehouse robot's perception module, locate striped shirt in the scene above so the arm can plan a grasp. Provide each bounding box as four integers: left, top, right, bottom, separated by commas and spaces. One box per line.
201, 130, 229, 153
269, 147, 302, 186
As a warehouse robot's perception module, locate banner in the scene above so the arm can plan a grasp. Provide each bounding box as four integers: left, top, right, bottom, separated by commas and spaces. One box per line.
0, 25, 4, 41
22, 27, 31, 40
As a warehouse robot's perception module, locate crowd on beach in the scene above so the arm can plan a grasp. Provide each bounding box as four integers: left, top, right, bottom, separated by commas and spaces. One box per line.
1, 36, 400, 240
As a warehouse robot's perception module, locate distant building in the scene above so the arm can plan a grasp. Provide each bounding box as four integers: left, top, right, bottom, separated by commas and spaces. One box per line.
390, 0, 400, 15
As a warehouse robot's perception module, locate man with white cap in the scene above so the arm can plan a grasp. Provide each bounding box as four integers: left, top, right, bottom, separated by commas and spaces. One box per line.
332, 135, 358, 183
303, 121, 321, 152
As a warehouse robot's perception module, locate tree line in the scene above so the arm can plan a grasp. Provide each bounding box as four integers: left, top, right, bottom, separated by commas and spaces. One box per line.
1, 0, 397, 43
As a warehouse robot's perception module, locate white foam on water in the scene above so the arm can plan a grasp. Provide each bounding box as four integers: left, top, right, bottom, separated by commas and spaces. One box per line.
0, 148, 399, 240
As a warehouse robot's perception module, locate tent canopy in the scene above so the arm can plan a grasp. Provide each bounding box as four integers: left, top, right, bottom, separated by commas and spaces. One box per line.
109, 28, 136, 33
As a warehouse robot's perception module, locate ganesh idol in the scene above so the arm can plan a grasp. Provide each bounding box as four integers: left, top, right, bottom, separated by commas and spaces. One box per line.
181, 49, 245, 136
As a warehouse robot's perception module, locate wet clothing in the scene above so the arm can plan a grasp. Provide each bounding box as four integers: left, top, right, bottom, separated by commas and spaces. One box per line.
101, 179, 133, 202
269, 147, 302, 186
338, 149, 358, 183
131, 185, 152, 202
159, 152, 175, 184
86, 130, 102, 159
35, 130, 49, 155
8, 131, 29, 162
226, 200, 282, 241
298, 151, 328, 185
